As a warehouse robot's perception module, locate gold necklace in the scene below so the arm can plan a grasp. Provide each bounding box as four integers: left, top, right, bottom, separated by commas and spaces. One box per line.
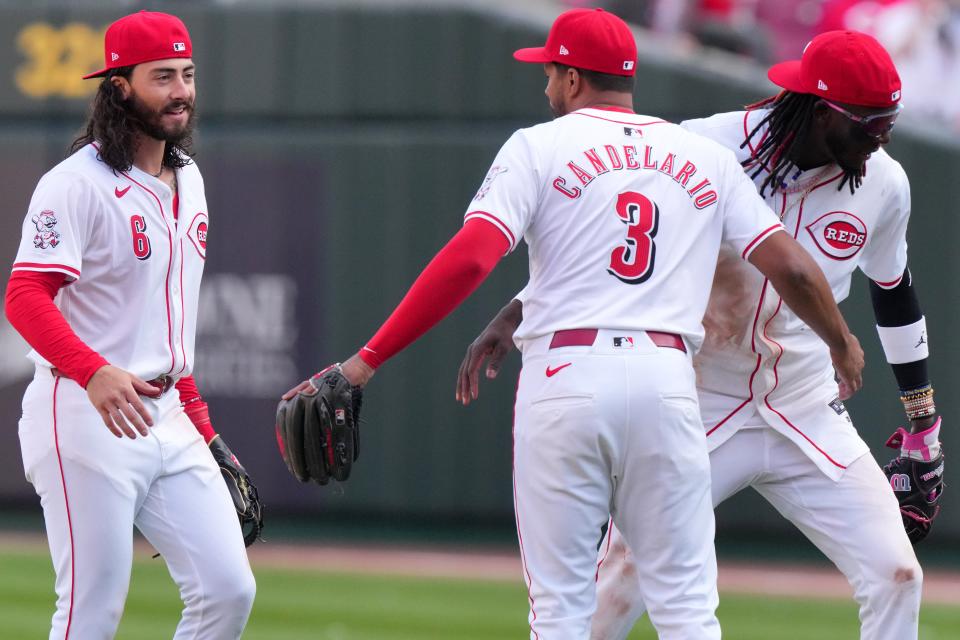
776, 166, 834, 222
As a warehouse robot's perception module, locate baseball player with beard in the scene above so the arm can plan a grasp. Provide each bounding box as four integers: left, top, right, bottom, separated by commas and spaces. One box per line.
458, 31, 942, 639
285, 9, 865, 638
4, 11, 256, 638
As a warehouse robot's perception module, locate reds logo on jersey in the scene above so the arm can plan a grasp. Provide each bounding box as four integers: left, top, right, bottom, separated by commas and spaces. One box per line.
804, 211, 867, 260
474, 166, 508, 201
31, 210, 61, 249
187, 212, 209, 259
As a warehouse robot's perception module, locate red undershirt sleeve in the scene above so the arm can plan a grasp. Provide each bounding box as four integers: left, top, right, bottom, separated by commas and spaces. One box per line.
4, 271, 109, 387
358, 218, 511, 369
175, 375, 216, 443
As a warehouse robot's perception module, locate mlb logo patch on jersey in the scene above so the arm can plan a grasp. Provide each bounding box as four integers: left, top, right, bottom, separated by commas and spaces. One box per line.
613, 336, 634, 349
335, 408, 346, 425
828, 396, 846, 415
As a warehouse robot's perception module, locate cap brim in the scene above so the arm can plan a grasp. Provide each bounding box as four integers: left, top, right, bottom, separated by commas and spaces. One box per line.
513, 47, 552, 64
767, 60, 805, 92
82, 67, 109, 80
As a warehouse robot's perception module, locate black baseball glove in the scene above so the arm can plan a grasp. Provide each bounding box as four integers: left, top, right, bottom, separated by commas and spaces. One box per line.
883, 428, 944, 544
275, 364, 362, 485
210, 435, 264, 547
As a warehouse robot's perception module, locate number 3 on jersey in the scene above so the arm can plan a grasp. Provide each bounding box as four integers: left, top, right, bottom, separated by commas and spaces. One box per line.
130, 215, 152, 260
608, 191, 658, 284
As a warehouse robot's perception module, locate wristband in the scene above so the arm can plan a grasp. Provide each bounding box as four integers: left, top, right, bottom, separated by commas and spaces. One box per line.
900, 384, 936, 420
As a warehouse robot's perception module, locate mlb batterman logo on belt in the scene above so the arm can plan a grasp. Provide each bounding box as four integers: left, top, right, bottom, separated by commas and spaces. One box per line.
512, 8, 638, 77
83, 10, 193, 79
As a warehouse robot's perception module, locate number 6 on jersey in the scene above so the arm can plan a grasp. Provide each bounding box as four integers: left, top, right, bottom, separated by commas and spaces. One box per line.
608, 190, 658, 284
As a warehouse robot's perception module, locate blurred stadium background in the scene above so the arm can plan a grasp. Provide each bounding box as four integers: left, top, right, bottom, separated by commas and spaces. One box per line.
0, 0, 958, 636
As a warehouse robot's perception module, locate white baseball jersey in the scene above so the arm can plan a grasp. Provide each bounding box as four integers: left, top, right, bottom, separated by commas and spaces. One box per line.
13, 142, 209, 381
465, 107, 784, 349
14, 142, 254, 638
682, 110, 912, 479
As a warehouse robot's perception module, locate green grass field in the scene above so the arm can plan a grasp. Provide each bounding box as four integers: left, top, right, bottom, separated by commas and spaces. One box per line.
1, 548, 957, 639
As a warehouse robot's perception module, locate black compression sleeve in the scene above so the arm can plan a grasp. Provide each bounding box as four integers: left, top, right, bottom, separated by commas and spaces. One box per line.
869, 268, 929, 390
869, 267, 921, 326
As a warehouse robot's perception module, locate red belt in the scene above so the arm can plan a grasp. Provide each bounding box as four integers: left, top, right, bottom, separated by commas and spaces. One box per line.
548, 328, 686, 353
50, 368, 175, 395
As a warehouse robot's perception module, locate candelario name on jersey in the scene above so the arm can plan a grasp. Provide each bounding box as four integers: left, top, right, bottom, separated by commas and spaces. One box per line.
552, 144, 719, 209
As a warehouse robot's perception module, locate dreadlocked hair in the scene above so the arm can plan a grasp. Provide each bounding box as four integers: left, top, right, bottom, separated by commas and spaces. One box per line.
742, 91, 862, 197
69, 67, 194, 174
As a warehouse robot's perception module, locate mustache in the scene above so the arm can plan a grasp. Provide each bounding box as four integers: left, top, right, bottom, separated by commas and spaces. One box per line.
161, 99, 193, 113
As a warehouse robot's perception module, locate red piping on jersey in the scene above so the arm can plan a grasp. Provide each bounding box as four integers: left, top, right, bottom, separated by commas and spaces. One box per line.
572, 111, 669, 127
706, 284, 768, 437
740, 224, 783, 259
52, 377, 75, 639
761, 181, 846, 468
118, 169, 176, 374
763, 293, 847, 469
464, 211, 515, 251
590, 106, 636, 114
12, 262, 81, 278
176, 239, 187, 376
727, 173, 847, 467
511, 374, 540, 639
91, 142, 178, 374
595, 516, 614, 581
873, 274, 904, 289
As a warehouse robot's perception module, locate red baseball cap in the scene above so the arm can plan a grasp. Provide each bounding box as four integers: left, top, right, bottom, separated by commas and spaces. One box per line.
514, 8, 637, 77
767, 30, 901, 108
83, 11, 192, 79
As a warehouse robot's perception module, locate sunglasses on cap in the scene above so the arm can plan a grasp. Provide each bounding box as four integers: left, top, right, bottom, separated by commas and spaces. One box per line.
819, 99, 903, 138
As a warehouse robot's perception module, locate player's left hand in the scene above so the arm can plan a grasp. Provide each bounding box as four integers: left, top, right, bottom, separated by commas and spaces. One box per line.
209, 435, 264, 547
883, 420, 944, 545
457, 304, 520, 405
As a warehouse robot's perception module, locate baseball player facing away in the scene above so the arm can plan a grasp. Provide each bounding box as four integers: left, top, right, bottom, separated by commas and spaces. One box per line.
283, 9, 864, 638
4, 12, 255, 639
459, 31, 941, 640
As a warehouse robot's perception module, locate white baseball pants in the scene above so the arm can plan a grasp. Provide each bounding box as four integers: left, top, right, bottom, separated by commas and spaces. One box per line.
18, 366, 255, 640
592, 425, 922, 640
514, 330, 720, 640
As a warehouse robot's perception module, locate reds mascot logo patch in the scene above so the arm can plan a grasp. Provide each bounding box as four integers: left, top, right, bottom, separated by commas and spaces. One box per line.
187, 212, 209, 259
31, 210, 61, 249
804, 211, 867, 260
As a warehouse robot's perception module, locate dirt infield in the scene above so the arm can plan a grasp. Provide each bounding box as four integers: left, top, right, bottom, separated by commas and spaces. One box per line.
246, 542, 960, 606
3, 532, 958, 605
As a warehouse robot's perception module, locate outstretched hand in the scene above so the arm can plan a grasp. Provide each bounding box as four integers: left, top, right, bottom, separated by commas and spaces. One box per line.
456, 310, 519, 405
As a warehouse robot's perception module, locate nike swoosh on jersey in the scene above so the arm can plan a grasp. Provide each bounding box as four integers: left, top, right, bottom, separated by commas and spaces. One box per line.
545, 363, 572, 377
115, 185, 131, 198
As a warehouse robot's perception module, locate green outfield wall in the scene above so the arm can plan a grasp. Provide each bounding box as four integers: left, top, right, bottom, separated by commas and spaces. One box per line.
0, 2, 957, 545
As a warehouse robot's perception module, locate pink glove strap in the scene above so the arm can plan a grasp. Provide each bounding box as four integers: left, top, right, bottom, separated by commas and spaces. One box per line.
885, 417, 942, 461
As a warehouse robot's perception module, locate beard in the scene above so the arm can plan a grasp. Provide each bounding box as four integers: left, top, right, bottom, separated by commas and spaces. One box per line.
824, 128, 869, 177
127, 91, 196, 144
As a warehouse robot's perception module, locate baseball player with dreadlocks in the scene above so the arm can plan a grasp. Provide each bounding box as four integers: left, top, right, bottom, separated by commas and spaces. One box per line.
458, 31, 941, 639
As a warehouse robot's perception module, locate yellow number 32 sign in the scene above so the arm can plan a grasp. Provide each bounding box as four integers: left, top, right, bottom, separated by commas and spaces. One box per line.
16, 22, 107, 99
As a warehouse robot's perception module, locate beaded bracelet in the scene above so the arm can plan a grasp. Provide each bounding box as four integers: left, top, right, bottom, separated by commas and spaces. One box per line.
900, 385, 936, 420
